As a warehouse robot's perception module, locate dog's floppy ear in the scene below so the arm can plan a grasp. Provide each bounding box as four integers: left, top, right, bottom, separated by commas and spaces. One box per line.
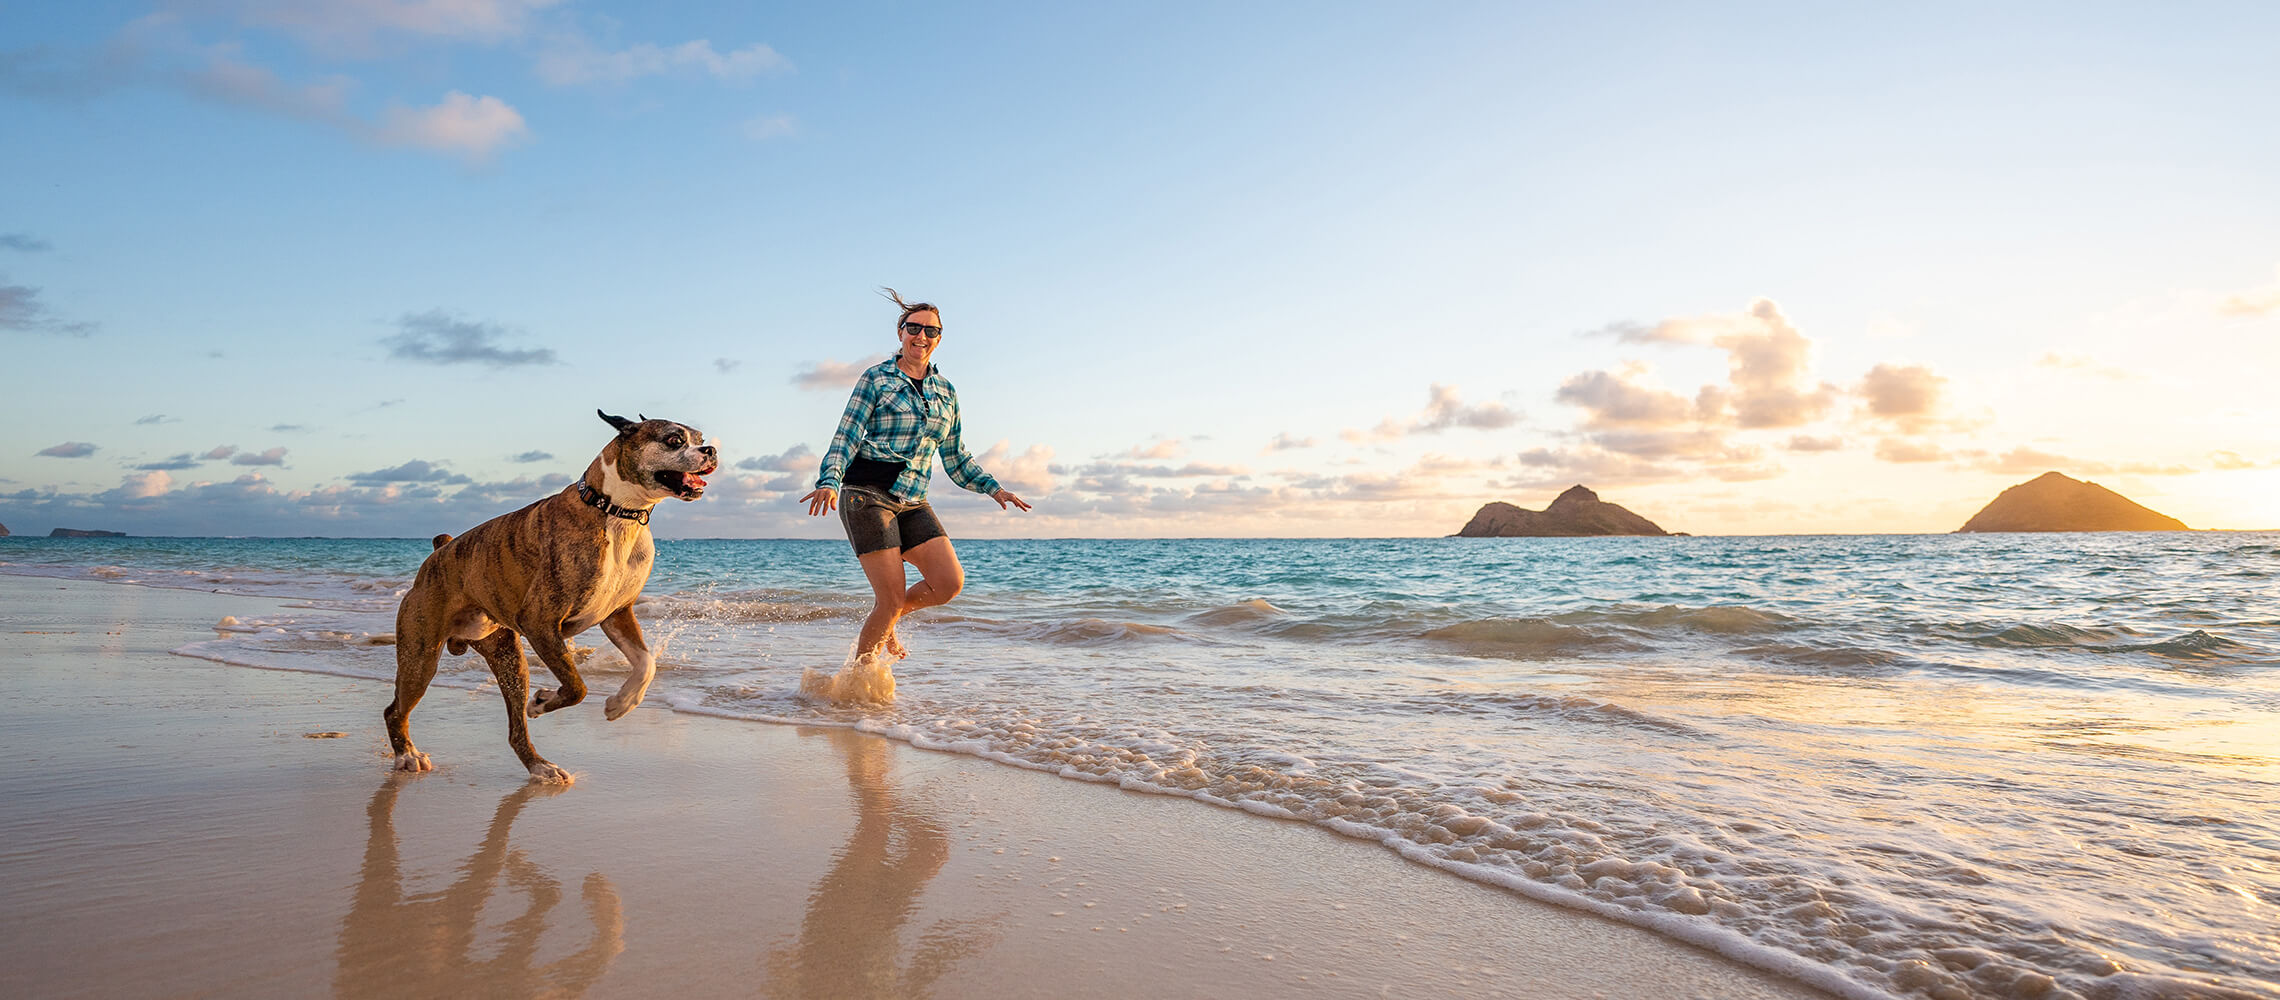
598, 409, 637, 435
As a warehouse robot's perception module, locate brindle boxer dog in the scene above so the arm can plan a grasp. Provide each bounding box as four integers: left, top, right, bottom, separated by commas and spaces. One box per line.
384, 410, 718, 783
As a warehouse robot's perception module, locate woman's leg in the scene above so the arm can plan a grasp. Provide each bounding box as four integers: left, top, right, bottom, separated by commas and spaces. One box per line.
900, 537, 965, 615
854, 546, 906, 657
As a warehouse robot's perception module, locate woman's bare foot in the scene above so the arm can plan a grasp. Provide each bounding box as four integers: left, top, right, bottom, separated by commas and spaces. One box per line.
884, 626, 908, 659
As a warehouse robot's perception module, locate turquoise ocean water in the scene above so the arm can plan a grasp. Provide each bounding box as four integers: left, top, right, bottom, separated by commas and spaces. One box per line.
4, 533, 2276, 999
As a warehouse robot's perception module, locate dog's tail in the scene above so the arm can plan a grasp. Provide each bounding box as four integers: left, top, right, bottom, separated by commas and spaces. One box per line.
431, 533, 452, 551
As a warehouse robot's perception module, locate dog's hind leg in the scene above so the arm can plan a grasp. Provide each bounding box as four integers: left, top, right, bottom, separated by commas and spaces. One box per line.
522, 622, 589, 719
598, 606, 654, 721
472, 630, 573, 785
384, 610, 445, 774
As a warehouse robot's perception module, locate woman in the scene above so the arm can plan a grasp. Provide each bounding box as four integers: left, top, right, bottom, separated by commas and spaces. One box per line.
800, 290, 1030, 663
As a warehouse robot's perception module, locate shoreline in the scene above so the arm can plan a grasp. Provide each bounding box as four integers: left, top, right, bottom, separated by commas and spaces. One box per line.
7, 529, 2277, 541
0, 575, 1833, 998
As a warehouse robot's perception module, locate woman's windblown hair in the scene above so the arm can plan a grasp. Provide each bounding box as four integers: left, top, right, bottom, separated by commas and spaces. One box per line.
878, 286, 939, 328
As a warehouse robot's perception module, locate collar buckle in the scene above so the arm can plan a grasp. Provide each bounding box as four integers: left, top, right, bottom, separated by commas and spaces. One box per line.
577, 481, 651, 524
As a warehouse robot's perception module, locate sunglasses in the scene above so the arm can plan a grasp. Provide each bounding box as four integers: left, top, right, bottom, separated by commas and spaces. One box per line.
901, 322, 943, 339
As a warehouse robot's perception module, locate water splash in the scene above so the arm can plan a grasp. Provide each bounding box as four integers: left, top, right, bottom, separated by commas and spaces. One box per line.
799, 645, 898, 704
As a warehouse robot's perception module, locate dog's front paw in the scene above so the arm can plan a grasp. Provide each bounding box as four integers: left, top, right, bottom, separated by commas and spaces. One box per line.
604, 690, 643, 721
526, 760, 575, 785
527, 688, 553, 718
393, 750, 433, 773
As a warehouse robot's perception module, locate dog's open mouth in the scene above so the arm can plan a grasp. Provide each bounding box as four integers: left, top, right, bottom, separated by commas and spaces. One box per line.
657, 465, 714, 500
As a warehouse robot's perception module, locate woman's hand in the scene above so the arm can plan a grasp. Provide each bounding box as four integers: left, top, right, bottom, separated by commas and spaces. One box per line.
800, 487, 838, 516
991, 488, 1031, 512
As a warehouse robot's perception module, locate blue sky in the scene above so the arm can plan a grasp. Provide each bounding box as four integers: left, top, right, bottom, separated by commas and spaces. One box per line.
5, 1, 2278, 537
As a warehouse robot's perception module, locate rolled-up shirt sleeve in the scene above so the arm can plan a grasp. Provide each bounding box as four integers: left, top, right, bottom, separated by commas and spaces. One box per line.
936, 397, 1001, 496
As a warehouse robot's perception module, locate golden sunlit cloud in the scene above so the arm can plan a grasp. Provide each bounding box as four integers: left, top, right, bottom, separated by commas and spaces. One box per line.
2035, 353, 2134, 380
373, 91, 528, 162
1341, 384, 1518, 443
2218, 266, 2280, 317
1856, 363, 1950, 434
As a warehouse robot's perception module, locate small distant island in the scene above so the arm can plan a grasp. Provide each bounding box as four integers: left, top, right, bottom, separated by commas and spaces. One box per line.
49, 528, 128, 538
1956, 471, 2188, 533
1455, 485, 1671, 537
0, 522, 9, 536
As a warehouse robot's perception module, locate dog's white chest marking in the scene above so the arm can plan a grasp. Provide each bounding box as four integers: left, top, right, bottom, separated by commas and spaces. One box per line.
558, 526, 648, 630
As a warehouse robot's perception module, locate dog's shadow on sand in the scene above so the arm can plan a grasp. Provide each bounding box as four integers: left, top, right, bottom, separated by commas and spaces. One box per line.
336, 780, 625, 998
763, 727, 1000, 999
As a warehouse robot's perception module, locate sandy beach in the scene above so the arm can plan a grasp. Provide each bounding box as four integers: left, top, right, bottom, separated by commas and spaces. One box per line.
0, 574, 1833, 999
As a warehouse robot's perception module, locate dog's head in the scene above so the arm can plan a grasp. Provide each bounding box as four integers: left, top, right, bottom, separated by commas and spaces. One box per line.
597, 410, 718, 502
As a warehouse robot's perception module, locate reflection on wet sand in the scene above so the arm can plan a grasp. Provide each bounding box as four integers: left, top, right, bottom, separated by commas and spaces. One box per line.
766, 728, 999, 998
337, 780, 625, 999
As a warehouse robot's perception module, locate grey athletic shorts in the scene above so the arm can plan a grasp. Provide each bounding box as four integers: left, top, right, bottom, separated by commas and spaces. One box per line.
839, 485, 947, 556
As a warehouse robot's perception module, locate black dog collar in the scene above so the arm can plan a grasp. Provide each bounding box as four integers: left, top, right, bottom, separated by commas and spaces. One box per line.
577, 481, 651, 525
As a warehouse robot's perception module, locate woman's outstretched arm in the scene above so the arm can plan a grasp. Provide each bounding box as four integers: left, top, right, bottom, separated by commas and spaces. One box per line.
803, 377, 878, 515
938, 401, 1029, 511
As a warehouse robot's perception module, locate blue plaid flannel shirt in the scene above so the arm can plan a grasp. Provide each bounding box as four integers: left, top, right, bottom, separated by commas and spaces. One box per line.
815, 357, 1001, 503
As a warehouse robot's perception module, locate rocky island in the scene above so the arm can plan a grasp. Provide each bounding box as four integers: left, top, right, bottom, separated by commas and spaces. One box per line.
1956, 471, 2187, 532
1456, 485, 1671, 537
49, 528, 128, 538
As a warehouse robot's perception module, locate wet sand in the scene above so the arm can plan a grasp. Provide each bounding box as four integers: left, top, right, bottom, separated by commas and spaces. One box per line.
0, 575, 1830, 999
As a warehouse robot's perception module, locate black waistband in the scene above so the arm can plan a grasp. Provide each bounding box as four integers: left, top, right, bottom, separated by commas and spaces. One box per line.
845, 456, 905, 492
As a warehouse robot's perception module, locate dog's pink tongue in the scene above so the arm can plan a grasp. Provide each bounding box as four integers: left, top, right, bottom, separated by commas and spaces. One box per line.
686, 474, 707, 489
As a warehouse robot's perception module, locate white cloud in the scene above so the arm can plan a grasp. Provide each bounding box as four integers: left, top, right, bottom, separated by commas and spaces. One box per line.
349, 459, 468, 483
385, 310, 555, 366
113, 470, 172, 499
1554, 299, 2011, 481
1403, 453, 1505, 479
1588, 299, 1833, 430
373, 91, 528, 162
734, 444, 816, 473
1856, 363, 1948, 432
1708, 299, 1834, 429
1344, 384, 1519, 442
1555, 367, 1696, 429
1119, 438, 1185, 461
743, 113, 795, 141
221, 0, 563, 47
1262, 432, 1316, 454
0, 15, 532, 164
536, 37, 792, 85
1874, 438, 1948, 464
976, 441, 1056, 494
1592, 429, 1758, 462
1115, 462, 1249, 479
791, 357, 886, 390
181, 48, 354, 120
